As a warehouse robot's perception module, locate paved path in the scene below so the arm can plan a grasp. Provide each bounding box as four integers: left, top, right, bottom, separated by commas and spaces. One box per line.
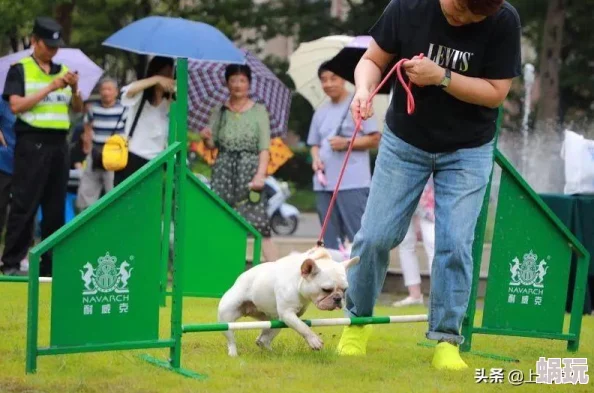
286, 212, 321, 238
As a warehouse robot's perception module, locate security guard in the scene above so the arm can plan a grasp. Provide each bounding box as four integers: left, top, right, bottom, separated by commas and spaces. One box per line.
0, 17, 83, 276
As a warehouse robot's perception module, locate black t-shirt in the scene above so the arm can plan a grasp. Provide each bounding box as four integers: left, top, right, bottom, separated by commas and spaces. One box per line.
3, 58, 67, 135
370, 0, 521, 153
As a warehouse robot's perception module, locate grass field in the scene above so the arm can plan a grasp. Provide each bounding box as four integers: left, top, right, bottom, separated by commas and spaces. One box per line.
1, 283, 592, 393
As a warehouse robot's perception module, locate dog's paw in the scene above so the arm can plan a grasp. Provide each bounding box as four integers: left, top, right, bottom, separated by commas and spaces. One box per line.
228, 347, 238, 357
256, 337, 273, 351
306, 334, 324, 350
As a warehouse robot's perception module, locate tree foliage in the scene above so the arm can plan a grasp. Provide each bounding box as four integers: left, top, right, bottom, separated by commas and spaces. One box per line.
0, 0, 592, 131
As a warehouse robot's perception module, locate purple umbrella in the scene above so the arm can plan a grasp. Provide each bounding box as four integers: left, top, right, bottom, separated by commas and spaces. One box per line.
325, 35, 397, 95
0, 48, 104, 100
187, 50, 291, 137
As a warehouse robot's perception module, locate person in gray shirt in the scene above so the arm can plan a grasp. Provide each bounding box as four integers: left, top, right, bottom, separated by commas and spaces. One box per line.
307, 61, 380, 250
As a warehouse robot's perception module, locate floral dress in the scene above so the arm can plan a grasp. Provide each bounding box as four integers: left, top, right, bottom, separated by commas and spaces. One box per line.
208, 103, 272, 237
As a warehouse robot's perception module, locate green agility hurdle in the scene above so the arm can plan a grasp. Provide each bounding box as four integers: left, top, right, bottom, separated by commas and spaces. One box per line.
17, 58, 262, 378
3, 59, 588, 379
460, 109, 590, 357
182, 315, 429, 333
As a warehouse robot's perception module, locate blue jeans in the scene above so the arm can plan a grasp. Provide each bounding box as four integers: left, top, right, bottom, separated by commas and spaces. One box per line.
345, 129, 494, 344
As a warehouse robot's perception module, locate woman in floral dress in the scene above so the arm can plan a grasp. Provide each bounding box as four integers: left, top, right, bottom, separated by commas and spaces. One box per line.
199, 64, 278, 261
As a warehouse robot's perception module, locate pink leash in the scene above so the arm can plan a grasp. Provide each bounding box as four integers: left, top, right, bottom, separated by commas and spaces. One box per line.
317, 53, 424, 247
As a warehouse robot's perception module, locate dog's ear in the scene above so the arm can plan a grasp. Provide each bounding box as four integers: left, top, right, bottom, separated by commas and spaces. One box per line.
301, 258, 320, 277
342, 256, 360, 271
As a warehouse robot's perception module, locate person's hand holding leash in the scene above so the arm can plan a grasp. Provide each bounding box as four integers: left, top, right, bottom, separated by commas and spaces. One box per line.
403, 56, 445, 87
350, 89, 374, 123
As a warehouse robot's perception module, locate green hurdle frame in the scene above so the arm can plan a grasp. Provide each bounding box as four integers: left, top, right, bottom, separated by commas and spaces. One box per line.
18, 59, 261, 378
461, 109, 590, 356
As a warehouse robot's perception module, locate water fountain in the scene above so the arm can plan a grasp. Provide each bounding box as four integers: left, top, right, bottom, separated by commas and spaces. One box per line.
497, 61, 566, 195
520, 63, 535, 176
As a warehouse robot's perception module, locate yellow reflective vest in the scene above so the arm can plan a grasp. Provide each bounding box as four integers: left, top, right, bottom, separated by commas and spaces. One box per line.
18, 56, 71, 130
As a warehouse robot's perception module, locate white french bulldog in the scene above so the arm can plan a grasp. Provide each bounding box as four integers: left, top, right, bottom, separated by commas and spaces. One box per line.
217, 247, 360, 356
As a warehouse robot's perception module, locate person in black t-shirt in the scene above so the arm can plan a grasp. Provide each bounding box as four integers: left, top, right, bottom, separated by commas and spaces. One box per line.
336, 0, 521, 370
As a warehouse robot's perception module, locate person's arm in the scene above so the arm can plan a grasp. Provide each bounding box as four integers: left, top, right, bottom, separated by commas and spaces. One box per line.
329, 132, 381, 152
63, 70, 84, 113
124, 76, 174, 98
445, 74, 512, 109
306, 111, 324, 171
4, 64, 65, 114
9, 79, 66, 114
255, 151, 269, 179
354, 41, 395, 98
403, 59, 513, 108
403, 6, 522, 109
329, 109, 381, 151
70, 89, 84, 113
251, 105, 271, 189
353, 132, 380, 150
351, 0, 401, 120
310, 145, 322, 169
200, 106, 221, 149
443, 9, 521, 108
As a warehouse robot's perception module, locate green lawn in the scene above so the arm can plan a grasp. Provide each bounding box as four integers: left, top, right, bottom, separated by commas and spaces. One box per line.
1, 283, 591, 393
287, 186, 317, 213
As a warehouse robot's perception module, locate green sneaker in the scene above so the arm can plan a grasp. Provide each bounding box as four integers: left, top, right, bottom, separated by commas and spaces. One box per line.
432, 342, 468, 370
336, 325, 372, 356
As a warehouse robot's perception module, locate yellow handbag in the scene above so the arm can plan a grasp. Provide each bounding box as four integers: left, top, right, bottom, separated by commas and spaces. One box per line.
102, 134, 129, 171
101, 98, 146, 172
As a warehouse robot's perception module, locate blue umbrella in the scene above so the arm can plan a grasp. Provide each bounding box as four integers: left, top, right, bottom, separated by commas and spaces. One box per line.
102, 16, 245, 63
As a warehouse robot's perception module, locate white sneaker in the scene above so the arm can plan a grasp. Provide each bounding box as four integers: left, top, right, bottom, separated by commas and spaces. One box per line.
20, 258, 29, 272
392, 296, 424, 307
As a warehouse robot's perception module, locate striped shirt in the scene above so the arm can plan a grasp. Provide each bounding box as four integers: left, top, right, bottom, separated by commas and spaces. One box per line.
84, 101, 127, 145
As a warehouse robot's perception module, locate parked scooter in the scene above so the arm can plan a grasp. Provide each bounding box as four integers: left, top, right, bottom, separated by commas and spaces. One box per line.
262, 176, 300, 236
194, 174, 300, 236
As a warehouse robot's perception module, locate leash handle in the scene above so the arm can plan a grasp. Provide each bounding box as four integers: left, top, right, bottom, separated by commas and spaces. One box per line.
316, 53, 423, 247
